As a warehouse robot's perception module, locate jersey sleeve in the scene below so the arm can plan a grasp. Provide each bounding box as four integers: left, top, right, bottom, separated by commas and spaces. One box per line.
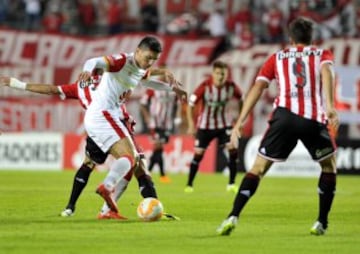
104, 53, 127, 72
189, 81, 206, 107
320, 49, 334, 66
58, 83, 79, 99
256, 54, 276, 84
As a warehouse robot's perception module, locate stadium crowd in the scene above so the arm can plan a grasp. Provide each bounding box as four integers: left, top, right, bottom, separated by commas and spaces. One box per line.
0, 0, 359, 49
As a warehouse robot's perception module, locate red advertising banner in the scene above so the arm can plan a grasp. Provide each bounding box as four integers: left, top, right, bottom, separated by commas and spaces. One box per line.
0, 98, 84, 132
63, 134, 216, 174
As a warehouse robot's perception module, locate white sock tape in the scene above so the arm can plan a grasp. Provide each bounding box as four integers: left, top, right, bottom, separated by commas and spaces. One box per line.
9, 78, 27, 90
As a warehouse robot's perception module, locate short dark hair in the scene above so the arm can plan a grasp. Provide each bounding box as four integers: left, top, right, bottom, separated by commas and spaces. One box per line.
288, 18, 313, 44
212, 60, 228, 69
138, 36, 162, 53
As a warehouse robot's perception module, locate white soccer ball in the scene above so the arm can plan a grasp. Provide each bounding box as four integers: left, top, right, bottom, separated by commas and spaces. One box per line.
137, 197, 164, 222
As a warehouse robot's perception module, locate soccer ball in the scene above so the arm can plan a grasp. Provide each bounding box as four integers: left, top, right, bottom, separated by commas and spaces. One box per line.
137, 197, 164, 222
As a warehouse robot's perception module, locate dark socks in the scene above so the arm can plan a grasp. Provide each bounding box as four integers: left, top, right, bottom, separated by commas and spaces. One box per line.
66, 164, 93, 210
317, 172, 336, 228
148, 149, 164, 175
229, 173, 260, 217
137, 174, 158, 198
228, 149, 238, 185
187, 154, 203, 186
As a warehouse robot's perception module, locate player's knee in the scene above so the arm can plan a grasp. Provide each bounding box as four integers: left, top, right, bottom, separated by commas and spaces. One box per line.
83, 156, 97, 169
319, 155, 336, 173
193, 153, 204, 162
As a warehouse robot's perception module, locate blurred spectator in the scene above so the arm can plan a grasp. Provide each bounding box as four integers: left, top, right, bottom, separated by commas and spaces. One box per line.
42, 10, 64, 34
227, 2, 252, 35
166, 11, 199, 35
203, 7, 227, 37
77, 0, 96, 35
356, 3, 360, 37
140, 0, 159, 33
262, 3, 284, 43
106, 0, 123, 35
230, 22, 254, 49
23, 0, 42, 31
0, 0, 8, 24
60, 0, 80, 34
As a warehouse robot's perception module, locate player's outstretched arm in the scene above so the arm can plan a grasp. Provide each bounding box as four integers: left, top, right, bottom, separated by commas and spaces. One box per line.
0, 76, 60, 95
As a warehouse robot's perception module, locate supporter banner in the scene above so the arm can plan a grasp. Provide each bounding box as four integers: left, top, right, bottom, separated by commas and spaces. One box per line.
0, 133, 63, 170
0, 30, 218, 67
63, 134, 216, 174
0, 98, 84, 133
238, 136, 360, 176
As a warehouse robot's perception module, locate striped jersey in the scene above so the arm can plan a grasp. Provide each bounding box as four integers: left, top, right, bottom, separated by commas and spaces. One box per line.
189, 78, 242, 129
58, 75, 101, 109
140, 89, 178, 130
257, 46, 334, 123
57, 75, 131, 121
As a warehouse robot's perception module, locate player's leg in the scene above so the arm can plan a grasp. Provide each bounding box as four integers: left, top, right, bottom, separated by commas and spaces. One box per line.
301, 120, 337, 235
310, 155, 336, 235
98, 167, 134, 220
185, 129, 213, 192
221, 127, 239, 192
60, 156, 96, 217
61, 136, 108, 217
96, 137, 138, 213
217, 108, 297, 235
135, 155, 158, 198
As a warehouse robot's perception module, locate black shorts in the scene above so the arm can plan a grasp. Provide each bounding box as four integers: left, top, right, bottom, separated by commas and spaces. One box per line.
259, 107, 336, 161
85, 136, 108, 164
195, 127, 232, 149
151, 128, 171, 144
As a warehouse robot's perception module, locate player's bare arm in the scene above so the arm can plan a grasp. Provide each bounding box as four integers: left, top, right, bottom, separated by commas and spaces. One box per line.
149, 68, 176, 84
186, 104, 196, 135
0, 76, 60, 95
321, 62, 339, 132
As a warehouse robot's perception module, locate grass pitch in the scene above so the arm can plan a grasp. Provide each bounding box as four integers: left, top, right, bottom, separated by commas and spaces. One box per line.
0, 170, 359, 254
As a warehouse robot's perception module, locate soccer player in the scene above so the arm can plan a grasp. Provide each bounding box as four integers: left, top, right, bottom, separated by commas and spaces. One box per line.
78, 36, 187, 214
140, 88, 181, 183
184, 60, 243, 193
0, 74, 158, 219
217, 17, 339, 236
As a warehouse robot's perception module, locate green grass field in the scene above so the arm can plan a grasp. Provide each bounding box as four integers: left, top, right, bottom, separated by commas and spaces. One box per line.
0, 171, 359, 254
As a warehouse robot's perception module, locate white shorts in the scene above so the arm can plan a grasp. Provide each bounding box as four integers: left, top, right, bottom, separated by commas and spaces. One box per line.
84, 108, 131, 153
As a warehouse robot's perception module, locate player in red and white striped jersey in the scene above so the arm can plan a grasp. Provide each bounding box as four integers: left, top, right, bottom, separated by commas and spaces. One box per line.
140, 88, 180, 183
185, 60, 243, 193
0, 74, 159, 219
217, 18, 339, 236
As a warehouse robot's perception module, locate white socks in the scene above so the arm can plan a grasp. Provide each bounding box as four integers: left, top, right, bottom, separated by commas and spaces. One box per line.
103, 157, 132, 191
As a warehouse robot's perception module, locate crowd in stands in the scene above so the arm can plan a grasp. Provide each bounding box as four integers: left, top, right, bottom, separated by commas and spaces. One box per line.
0, 0, 359, 51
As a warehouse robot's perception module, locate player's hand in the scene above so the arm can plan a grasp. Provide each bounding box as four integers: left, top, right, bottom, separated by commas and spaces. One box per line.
172, 85, 188, 103
78, 71, 91, 82
230, 124, 243, 148
0, 76, 10, 86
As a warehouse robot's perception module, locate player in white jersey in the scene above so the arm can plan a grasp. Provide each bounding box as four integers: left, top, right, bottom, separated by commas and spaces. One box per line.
0, 74, 160, 219
217, 18, 339, 236
78, 36, 187, 213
